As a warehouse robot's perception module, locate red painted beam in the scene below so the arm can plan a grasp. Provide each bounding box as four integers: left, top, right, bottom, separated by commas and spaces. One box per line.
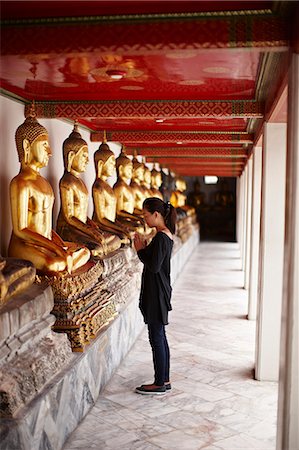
2, 15, 288, 57
146, 158, 246, 165
127, 148, 248, 158
91, 131, 254, 145
27, 101, 263, 121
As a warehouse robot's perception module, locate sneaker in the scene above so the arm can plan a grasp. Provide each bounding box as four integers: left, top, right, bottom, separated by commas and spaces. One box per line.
135, 384, 166, 395
165, 383, 172, 390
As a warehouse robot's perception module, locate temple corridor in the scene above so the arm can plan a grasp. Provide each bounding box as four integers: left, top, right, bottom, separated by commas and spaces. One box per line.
63, 242, 278, 450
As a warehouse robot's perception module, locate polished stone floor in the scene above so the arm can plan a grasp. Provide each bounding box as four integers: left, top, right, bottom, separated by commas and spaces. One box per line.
63, 242, 278, 450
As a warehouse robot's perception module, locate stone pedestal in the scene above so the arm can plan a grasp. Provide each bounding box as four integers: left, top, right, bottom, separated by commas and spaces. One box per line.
0, 283, 72, 418
176, 215, 194, 243
42, 248, 142, 352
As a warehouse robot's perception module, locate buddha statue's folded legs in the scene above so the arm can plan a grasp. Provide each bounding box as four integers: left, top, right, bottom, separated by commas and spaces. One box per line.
9, 231, 90, 275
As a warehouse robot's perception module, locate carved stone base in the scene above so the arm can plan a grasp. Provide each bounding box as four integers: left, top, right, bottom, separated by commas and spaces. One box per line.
0, 284, 72, 418
45, 252, 138, 352
177, 216, 194, 243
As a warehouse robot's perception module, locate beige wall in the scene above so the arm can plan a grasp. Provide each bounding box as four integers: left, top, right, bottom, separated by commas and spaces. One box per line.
0, 95, 121, 255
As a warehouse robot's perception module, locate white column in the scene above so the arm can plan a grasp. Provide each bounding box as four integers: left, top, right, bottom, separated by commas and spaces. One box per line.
236, 176, 242, 244
276, 53, 299, 450
241, 166, 248, 271
255, 122, 287, 381
244, 156, 253, 289
248, 147, 262, 320
237, 171, 245, 261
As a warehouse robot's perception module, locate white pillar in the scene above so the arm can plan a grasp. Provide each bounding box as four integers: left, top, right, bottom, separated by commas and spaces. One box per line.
244, 156, 253, 289
276, 53, 299, 450
241, 166, 248, 271
248, 147, 262, 320
255, 122, 287, 381
237, 171, 246, 260
236, 176, 242, 244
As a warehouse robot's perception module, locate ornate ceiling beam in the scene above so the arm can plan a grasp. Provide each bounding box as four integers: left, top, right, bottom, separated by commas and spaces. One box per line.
174, 169, 242, 177
146, 157, 246, 165
126, 147, 248, 158
28, 100, 263, 121
89, 130, 254, 145
168, 164, 242, 173
2, 14, 288, 56
158, 159, 244, 166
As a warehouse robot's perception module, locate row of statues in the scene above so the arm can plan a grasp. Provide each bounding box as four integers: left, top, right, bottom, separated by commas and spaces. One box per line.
7, 106, 165, 279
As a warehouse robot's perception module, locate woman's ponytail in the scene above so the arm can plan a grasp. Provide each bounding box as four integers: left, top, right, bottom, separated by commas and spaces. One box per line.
164, 201, 177, 235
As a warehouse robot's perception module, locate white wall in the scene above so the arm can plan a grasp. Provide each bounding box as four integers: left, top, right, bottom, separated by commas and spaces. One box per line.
0, 95, 121, 255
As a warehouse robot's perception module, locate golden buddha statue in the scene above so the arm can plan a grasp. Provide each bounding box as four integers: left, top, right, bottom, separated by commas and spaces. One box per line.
8, 108, 90, 275
142, 161, 153, 199
113, 148, 145, 231
130, 154, 146, 214
92, 138, 131, 244
150, 165, 164, 200
170, 178, 181, 208
57, 123, 120, 257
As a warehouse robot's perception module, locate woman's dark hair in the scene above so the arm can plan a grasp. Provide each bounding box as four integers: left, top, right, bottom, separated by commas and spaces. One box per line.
143, 197, 177, 234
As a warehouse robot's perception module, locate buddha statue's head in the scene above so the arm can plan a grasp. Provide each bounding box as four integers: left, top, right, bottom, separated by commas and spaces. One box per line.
132, 155, 144, 182
116, 147, 133, 181
94, 139, 116, 179
63, 122, 89, 174
15, 104, 51, 169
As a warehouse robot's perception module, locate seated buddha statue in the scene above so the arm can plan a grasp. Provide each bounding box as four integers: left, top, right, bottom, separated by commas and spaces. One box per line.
92, 138, 131, 244
215, 180, 234, 208
170, 178, 181, 208
178, 178, 196, 216
113, 148, 145, 232
8, 107, 90, 275
150, 165, 164, 200
130, 154, 146, 215
187, 179, 206, 209
56, 123, 120, 257
142, 162, 153, 199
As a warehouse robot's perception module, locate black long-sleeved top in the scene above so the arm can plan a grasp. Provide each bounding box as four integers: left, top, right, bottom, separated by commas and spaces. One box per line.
137, 231, 174, 325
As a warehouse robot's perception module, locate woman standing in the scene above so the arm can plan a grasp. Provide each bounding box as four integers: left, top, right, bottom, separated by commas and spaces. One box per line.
134, 197, 177, 395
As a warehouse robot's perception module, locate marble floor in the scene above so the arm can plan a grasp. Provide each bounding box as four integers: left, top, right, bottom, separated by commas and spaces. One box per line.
63, 242, 278, 450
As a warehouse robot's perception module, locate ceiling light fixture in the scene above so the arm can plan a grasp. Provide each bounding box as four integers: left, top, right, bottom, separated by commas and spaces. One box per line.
106, 69, 126, 80
155, 118, 164, 123
176, 141, 183, 145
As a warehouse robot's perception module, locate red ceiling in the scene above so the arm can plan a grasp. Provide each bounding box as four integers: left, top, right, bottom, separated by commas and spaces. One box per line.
0, 0, 294, 177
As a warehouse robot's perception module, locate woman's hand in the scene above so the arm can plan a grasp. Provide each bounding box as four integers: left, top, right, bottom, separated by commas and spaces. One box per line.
134, 232, 146, 251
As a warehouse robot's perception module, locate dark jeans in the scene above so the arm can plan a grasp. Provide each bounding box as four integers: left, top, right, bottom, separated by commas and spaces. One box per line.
148, 323, 170, 386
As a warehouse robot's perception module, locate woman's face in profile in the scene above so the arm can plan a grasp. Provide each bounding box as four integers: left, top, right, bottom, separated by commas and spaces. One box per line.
143, 207, 156, 228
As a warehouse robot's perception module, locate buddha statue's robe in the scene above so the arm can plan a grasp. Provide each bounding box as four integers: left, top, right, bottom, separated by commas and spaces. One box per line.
92, 177, 131, 244
114, 178, 144, 231
151, 168, 164, 200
